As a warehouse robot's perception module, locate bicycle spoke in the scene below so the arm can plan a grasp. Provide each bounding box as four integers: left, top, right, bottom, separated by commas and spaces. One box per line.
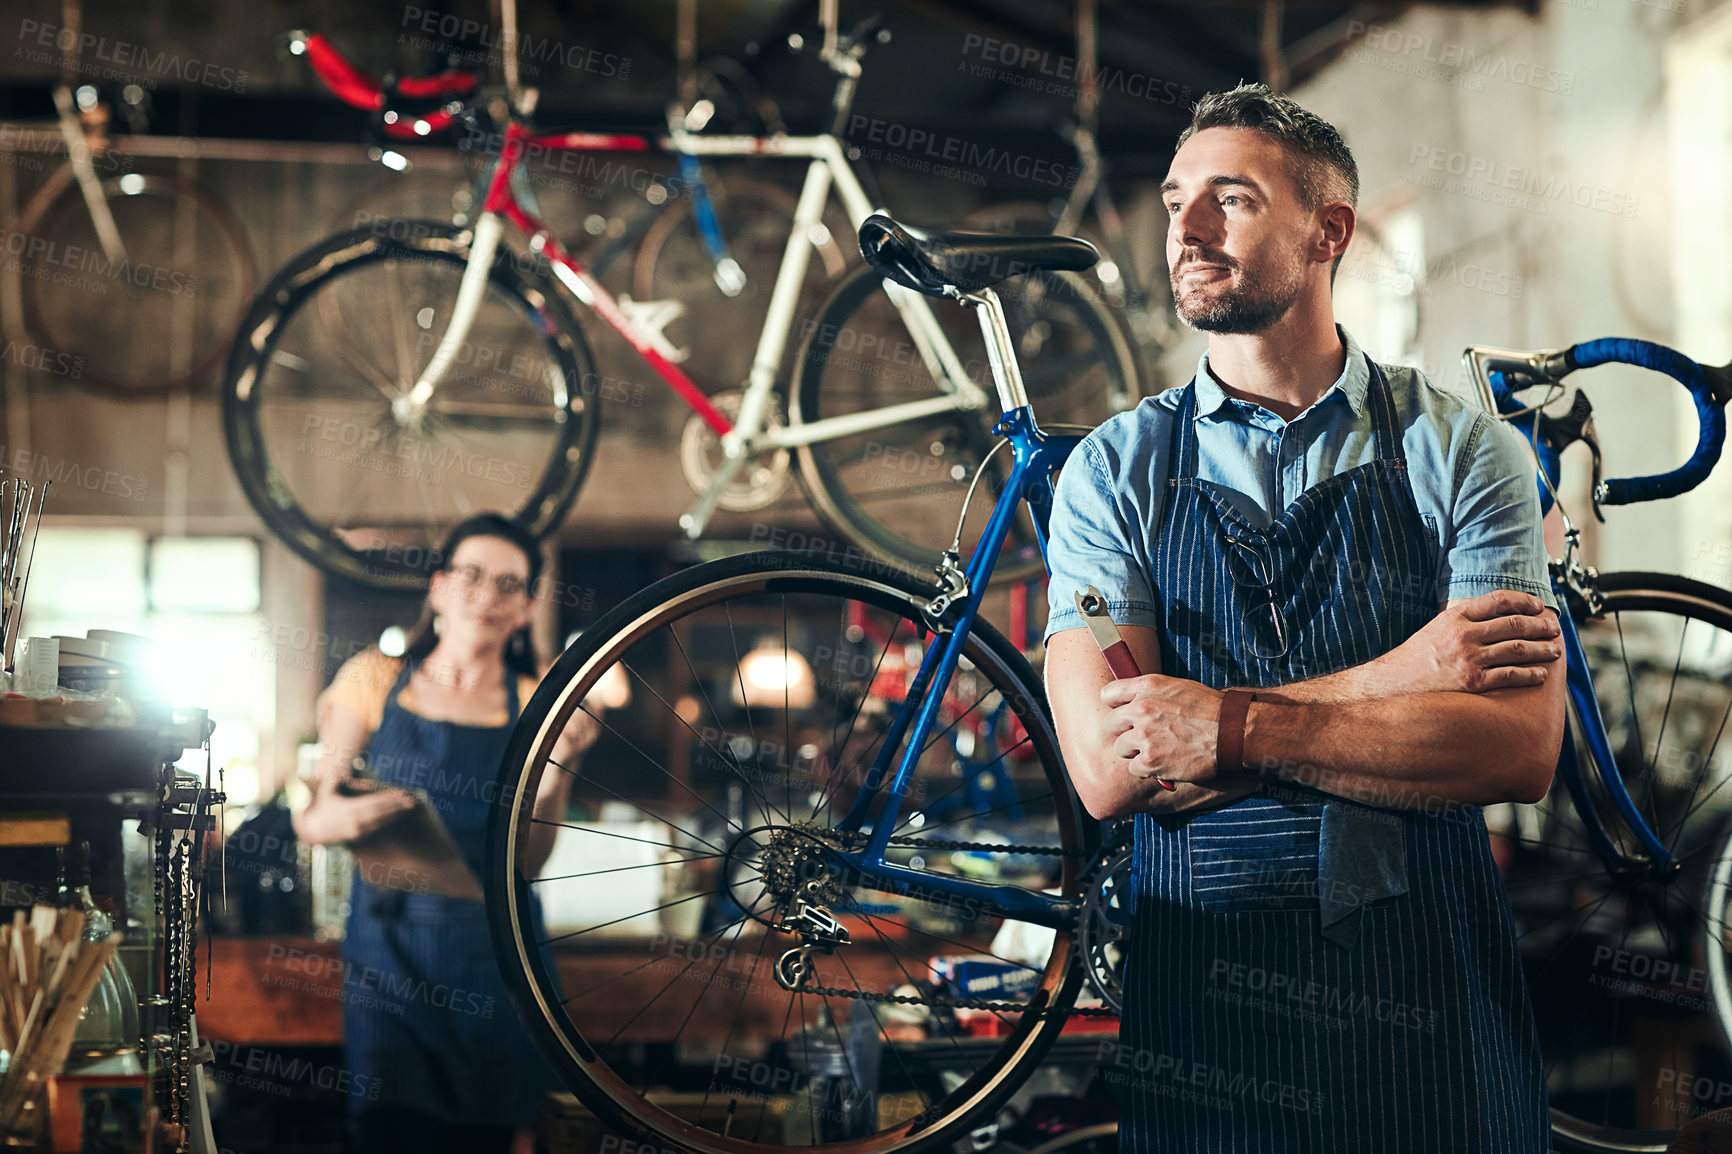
611, 650, 791, 830
532, 853, 729, 884
1668, 692, 1732, 844
566, 695, 743, 847
1644, 618, 1690, 842
542, 888, 719, 948
384, 257, 419, 393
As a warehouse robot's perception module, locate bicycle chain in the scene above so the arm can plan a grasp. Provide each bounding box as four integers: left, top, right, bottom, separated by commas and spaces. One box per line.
796, 980, 1120, 1017
787, 828, 1116, 1016
871, 831, 1088, 858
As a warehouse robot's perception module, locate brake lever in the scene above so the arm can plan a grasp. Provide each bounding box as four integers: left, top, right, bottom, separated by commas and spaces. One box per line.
1552, 390, 1606, 522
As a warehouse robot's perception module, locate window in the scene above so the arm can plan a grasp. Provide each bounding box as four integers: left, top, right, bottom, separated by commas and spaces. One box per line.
20, 529, 273, 803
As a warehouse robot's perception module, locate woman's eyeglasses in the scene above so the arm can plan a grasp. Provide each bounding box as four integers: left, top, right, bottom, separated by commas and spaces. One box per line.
1225, 536, 1291, 660
448, 563, 530, 598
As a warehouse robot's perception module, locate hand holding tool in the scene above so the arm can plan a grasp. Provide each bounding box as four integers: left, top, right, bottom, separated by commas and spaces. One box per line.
1074, 585, 1176, 791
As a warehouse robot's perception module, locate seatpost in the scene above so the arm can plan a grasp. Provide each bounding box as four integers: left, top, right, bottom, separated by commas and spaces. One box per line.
966, 289, 1029, 414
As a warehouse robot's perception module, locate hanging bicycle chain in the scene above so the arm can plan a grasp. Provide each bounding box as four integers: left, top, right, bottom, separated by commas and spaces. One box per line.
765, 824, 1117, 1017
154, 822, 198, 1142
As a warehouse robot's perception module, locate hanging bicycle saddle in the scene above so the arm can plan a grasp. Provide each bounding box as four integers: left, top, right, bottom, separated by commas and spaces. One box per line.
858, 213, 1098, 298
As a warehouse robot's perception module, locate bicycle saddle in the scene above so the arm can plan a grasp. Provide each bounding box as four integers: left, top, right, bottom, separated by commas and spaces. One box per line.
858, 213, 1098, 298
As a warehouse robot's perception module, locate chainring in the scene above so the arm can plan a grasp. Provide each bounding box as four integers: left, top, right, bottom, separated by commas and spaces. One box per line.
1076, 833, 1133, 1014
679, 388, 792, 511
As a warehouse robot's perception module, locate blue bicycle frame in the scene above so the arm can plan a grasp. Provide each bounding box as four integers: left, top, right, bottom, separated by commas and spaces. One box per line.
1471, 335, 1731, 875
826, 404, 1082, 931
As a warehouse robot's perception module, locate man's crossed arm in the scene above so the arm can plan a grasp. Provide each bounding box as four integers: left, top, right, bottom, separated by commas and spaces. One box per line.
1047, 589, 1567, 821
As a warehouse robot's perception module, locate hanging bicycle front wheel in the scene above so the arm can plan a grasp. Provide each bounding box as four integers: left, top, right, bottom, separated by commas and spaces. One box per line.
222, 221, 598, 590
1487, 572, 1732, 1151
488, 551, 1093, 1154
20, 170, 256, 396
791, 264, 1137, 584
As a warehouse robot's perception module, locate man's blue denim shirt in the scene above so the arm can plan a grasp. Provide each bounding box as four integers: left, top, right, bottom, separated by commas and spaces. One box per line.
1045, 327, 1556, 642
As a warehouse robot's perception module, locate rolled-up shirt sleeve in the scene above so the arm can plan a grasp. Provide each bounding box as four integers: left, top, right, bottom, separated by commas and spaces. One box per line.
1444, 413, 1558, 610
1044, 435, 1161, 639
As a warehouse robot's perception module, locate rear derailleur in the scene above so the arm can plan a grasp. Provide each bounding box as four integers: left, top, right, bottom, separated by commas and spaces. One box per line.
773, 882, 852, 991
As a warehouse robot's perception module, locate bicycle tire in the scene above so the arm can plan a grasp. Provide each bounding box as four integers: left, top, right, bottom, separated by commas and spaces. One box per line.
790, 264, 1138, 584
633, 177, 851, 390
222, 221, 598, 590
18, 169, 256, 397
488, 550, 1093, 1154
1489, 571, 1732, 1151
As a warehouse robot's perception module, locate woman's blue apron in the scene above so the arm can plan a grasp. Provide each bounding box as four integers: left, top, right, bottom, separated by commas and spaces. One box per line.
341, 658, 561, 1127
1117, 366, 1551, 1152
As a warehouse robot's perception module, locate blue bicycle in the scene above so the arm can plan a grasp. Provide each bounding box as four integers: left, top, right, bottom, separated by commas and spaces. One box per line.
486, 217, 1732, 1154
1466, 340, 1732, 1152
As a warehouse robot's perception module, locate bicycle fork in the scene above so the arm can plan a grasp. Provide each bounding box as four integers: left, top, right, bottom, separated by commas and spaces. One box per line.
394, 212, 507, 424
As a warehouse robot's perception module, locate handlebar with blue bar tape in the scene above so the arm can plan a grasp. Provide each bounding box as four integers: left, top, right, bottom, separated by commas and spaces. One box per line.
1567, 338, 1726, 505
1485, 338, 1727, 510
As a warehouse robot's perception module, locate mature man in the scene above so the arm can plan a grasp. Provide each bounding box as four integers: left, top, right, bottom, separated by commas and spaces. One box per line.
1044, 84, 1563, 1151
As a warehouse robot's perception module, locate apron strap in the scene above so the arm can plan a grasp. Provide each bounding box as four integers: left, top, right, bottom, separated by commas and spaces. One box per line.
1170, 382, 1201, 480
1364, 358, 1404, 463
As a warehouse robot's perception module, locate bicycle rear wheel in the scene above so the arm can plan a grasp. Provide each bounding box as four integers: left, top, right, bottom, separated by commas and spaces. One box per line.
221, 221, 598, 590
1488, 572, 1732, 1150
634, 177, 851, 390
791, 264, 1137, 583
488, 551, 1093, 1154
20, 170, 256, 396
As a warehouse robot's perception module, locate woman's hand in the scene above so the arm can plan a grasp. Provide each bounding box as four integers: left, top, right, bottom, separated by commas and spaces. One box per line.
293, 698, 418, 846
324, 780, 420, 841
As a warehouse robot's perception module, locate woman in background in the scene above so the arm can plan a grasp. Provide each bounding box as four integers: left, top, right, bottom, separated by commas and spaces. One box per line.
293, 513, 597, 1154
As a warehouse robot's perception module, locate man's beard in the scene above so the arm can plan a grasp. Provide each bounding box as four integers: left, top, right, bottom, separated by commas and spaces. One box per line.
1170, 247, 1306, 334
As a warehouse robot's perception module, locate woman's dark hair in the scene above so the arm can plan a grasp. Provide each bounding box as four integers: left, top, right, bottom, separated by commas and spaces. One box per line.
402, 514, 544, 677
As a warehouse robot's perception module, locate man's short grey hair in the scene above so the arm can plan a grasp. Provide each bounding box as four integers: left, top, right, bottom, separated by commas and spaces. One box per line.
1178, 82, 1359, 212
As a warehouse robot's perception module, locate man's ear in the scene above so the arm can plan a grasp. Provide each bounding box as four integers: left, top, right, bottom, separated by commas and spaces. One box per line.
1317, 202, 1355, 264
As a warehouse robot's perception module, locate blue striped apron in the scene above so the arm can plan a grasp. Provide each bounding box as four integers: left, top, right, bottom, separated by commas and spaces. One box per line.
342, 659, 560, 1128
1117, 365, 1550, 1152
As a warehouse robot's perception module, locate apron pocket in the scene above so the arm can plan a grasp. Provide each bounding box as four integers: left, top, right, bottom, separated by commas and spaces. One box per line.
1188, 792, 1324, 913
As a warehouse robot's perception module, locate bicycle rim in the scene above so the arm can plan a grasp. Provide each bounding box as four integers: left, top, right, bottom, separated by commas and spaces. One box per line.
792, 265, 1137, 584
1489, 573, 1732, 1151
222, 222, 597, 590
21, 173, 256, 395
489, 552, 1091, 1154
